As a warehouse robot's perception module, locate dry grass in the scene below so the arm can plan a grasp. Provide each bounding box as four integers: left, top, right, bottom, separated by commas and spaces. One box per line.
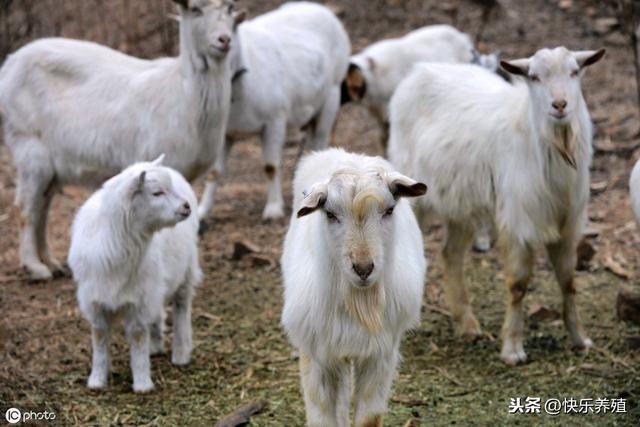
0, 0, 639, 425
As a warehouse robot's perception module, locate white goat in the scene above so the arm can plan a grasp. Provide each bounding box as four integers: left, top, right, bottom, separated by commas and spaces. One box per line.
0, 0, 243, 279
69, 156, 201, 393
197, 2, 350, 221
388, 47, 605, 365
630, 160, 640, 224
342, 25, 499, 146
281, 148, 427, 427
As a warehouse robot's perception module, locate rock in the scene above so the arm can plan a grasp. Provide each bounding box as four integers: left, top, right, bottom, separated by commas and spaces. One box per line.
576, 238, 596, 271
231, 240, 261, 260
605, 32, 628, 47
559, 0, 573, 10
593, 17, 618, 35
617, 289, 640, 326
528, 303, 560, 323
604, 255, 631, 279
250, 254, 274, 268
626, 335, 640, 349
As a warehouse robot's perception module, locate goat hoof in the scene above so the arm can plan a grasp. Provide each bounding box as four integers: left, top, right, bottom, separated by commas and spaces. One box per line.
87, 376, 107, 390
150, 343, 164, 357
457, 312, 482, 338
472, 236, 492, 253
171, 350, 191, 366
500, 348, 527, 366
262, 203, 285, 220
133, 379, 154, 393
24, 263, 53, 281
573, 336, 593, 351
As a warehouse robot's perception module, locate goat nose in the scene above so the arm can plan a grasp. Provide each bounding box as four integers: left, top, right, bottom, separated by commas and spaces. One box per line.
552, 99, 567, 111
352, 262, 374, 281
218, 35, 231, 46
183, 202, 191, 213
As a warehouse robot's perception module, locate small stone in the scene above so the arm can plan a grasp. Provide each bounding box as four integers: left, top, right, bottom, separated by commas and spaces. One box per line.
231, 240, 261, 260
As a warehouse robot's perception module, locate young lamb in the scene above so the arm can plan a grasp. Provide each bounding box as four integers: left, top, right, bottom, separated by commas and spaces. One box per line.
342, 25, 500, 148
69, 156, 202, 393
197, 2, 350, 221
281, 148, 427, 426
0, 0, 243, 280
388, 47, 605, 365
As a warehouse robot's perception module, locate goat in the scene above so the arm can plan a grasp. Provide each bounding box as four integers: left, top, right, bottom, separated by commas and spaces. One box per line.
69, 156, 201, 392
281, 148, 427, 426
197, 2, 350, 222
342, 25, 500, 149
0, 0, 242, 279
388, 47, 605, 365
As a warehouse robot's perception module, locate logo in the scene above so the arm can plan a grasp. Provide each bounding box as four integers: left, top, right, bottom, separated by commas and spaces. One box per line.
5, 408, 21, 424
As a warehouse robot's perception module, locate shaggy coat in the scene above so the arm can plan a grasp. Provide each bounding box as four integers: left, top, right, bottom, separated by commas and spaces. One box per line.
282, 148, 427, 426
70, 158, 201, 392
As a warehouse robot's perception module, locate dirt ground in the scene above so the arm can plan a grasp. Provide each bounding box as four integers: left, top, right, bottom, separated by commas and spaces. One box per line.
1, 0, 640, 426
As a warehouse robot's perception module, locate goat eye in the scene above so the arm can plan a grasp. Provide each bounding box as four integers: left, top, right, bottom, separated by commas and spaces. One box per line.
190, 7, 203, 16
325, 211, 338, 223
384, 207, 395, 217
571, 69, 579, 78
529, 74, 540, 82
152, 191, 165, 197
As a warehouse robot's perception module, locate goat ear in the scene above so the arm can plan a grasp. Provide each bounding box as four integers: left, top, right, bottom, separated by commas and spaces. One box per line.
500, 58, 530, 77
150, 154, 165, 166
341, 63, 366, 104
297, 183, 328, 218
131, 171, 147, 196
387, 172, 427, 199
172, 0, 189, 8
573, 49, 605, 69
233, 9, 247, 27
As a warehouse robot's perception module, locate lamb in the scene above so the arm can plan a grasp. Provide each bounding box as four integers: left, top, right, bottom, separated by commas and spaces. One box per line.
281, 148, 427, 426
69, 156, 202, 393
342, 25, 500, 148
388, 47, 605, 365
197, 2, 350, 221
0, 0, 243, 279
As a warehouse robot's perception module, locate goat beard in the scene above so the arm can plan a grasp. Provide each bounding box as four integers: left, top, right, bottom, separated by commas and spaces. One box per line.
343, 283, 385, 333
552, 123, 577, 169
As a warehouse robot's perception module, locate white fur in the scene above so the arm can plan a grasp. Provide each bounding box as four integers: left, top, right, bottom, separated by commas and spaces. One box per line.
69, 158, 202, 393
281, 148, 427, 426
0, 0, 239, 279
350, 25, 484, 125
198, 2, 350, 221
630, 160, 640, 225
389, 47, 604, 365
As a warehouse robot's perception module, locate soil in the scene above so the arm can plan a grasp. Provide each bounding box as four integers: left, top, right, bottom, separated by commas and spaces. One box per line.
1, 0, 639, 426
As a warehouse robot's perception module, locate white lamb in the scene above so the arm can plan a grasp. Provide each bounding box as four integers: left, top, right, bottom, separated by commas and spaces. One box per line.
281, 148, 427, 427
388, 47, 605, 365
342, 25, 499, 147
197, 2, 350, 222
69, 156, 202, 393
0, 0, 243, 279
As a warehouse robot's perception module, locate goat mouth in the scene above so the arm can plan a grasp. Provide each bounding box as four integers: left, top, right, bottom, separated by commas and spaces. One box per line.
353, 279, 375, 288
549, 112, 568, 120
211, 45, 231, 55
